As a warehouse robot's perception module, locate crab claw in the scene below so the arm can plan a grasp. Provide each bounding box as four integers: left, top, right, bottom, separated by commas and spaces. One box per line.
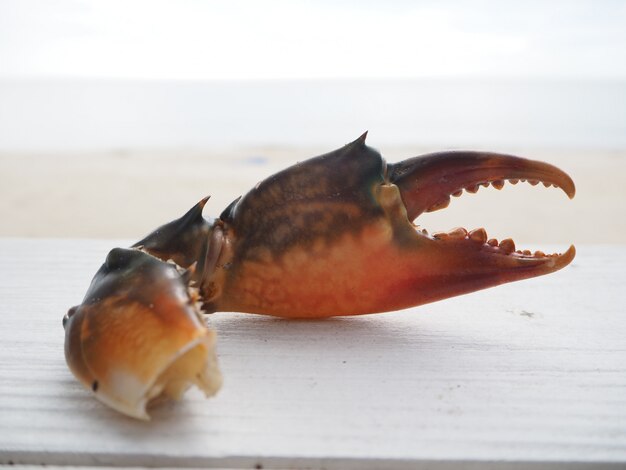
379, 150, 576, 309
64, 248, 222, 420
215, 136, 576, 317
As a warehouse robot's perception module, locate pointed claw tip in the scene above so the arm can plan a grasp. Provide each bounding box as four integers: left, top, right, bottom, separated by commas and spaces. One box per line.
547, 244, 576, 271
549, 168, 575, 199
357, 131, 368, 143
198, 195, 211, 208
562, 244, 576, 264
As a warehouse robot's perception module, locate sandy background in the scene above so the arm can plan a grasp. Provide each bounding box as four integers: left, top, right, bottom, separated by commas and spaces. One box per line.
0, 146, 621, 249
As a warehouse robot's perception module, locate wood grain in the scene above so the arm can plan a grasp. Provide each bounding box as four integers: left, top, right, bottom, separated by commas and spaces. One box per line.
0, 240, 624, 468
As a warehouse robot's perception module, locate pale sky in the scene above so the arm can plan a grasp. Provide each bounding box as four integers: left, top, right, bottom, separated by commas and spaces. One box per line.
1, 0, 625, 79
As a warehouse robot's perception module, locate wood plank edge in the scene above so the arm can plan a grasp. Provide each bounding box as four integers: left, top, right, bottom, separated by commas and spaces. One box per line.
1, 453, 624, 470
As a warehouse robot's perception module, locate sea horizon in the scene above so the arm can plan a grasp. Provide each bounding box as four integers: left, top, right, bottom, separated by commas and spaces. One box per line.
1, 77, 625, 153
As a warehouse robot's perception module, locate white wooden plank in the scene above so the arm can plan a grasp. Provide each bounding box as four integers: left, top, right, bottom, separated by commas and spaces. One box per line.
0, 239, 625, 468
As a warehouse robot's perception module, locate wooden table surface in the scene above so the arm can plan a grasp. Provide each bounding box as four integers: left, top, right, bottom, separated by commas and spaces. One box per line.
0, 239, 625, 469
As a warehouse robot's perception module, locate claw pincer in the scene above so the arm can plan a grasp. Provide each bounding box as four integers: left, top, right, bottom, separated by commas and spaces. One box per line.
65, 133, 575, 418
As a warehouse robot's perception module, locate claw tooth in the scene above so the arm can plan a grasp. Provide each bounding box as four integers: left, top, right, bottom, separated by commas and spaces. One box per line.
491, 180, 505, 190
468, 228, 487, 243
509, 179, 519, 185
465, 184, 479, 194
523, 249, 532, 256
479, 182, 490, 188
529, 180, 539, 186
542, 181, 551, 188
487, 238, 499, 247
499, 238, 516, 254
534, 250, 546, 257
433, 232, 448, 240
451, 189, 463, 197
447, 227, 468, 239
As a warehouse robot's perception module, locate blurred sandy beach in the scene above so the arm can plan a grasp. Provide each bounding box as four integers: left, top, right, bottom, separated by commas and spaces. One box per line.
0, 145, 621, 247
1, 78, 624, 247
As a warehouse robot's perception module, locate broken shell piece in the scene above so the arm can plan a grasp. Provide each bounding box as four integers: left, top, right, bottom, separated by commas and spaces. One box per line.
64, 248, 222, 420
